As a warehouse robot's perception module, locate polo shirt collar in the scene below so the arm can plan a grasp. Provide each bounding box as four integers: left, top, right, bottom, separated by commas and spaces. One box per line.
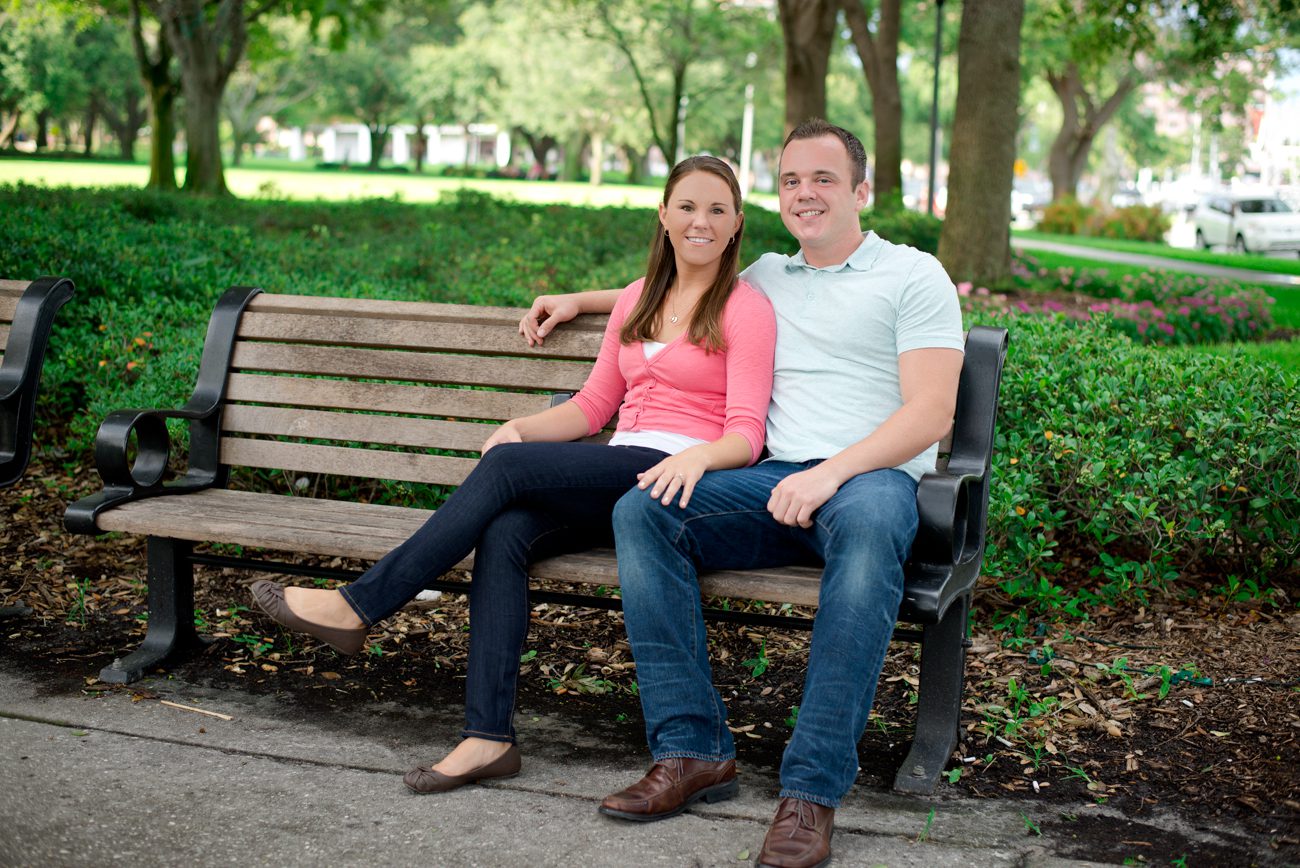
784, 232, 883, 273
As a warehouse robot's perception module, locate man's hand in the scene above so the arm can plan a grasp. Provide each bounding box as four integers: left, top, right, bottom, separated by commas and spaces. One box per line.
767, 464, 842, 528
520, 294, 581, 347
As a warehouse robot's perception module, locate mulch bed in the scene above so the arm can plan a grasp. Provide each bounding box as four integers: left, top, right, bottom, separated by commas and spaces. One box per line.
3, 448, 1297, 865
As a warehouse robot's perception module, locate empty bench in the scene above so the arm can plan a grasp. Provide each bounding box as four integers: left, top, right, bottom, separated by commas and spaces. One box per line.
2, 277, 74, 488
66, 287, 1007, 795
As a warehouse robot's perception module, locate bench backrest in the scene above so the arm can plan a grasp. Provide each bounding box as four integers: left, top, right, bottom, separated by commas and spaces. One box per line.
219, 293, 608, 486
212, 291, 962, 487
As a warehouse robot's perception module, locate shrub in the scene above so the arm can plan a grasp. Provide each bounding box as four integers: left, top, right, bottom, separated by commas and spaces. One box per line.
975, 312, 1300, 612
860, 207, 942, 254
1036, 196, 1092, 235
1083, 204, 1170, 242
1003, 254, 1275, 345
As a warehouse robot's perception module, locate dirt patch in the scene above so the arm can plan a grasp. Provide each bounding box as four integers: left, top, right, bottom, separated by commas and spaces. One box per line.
3, 450, 1297, 865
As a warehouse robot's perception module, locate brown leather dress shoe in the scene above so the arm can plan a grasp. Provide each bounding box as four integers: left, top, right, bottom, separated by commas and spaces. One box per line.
599, 757, 738, 822
249, 580, 367, 656
403, 744, 522, 794
755, 797, 834, 868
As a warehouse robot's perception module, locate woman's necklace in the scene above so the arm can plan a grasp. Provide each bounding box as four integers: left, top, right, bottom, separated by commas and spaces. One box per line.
668, 285, 690, 325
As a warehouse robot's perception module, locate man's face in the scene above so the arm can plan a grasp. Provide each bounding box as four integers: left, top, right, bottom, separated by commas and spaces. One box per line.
777, 135, 870, 262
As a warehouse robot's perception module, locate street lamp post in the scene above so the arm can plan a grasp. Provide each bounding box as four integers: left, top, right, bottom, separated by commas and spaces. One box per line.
927, 0, 945, 215
676, 95, 689, 164
739, 52, 757, 196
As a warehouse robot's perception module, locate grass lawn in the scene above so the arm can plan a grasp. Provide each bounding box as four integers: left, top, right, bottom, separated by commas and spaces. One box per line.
0, 154, 782, 211
1015, 229, 1300, 276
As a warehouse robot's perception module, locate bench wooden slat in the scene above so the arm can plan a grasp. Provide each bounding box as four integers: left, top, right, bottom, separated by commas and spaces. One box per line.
224, 373, 554, 421
237, 311, 605, 360
0, 324, 9, 352
230, 342, 594, 392
93, 490, 828, 606
222, 405, 497, 453
220, 437, 477, 485
247, 294, 606, 334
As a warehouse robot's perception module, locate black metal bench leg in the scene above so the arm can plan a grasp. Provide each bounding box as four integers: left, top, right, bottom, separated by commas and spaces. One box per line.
893, 592, 969, 794
99, 537, 206, 684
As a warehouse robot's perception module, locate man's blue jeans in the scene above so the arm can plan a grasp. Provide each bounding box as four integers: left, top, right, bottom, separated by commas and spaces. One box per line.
339, 442, 667, 744
612, 461, 918, 808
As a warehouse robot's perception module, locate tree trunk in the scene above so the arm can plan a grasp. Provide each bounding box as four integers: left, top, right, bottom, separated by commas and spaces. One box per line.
840, 0, 903, 207
777, 0, 838, 135
1046, 63, 1137, 201
35, 110, 50, 150
623, 145, 643, 185
83, 104, 98, 156
937, 0, 1024, 285
147, 80, 179, 190
558, 132, 585, 182
152, 0, 247, 196
230, 132, 244, 166
131, 0, 179, 189
367, 124, 389, 171
589, 131, 604, 186
413, 116, 428, 173
0, 111, 19, 150
179, 79, 228, 193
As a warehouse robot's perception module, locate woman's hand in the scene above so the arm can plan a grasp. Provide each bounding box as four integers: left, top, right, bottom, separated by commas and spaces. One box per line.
636, 446, 713, 508
520, 294, 581, 347
481, 421, 524, 454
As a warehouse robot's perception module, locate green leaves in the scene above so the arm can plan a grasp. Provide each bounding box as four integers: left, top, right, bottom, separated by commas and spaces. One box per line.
977, 311, 1299, 614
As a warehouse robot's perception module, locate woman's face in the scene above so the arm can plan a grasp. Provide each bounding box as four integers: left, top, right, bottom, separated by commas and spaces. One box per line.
658, 171, 742, 270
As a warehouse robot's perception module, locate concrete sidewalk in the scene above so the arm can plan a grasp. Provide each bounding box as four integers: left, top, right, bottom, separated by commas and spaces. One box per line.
0, 664, 1241, 867
1011, 236, 1300, 288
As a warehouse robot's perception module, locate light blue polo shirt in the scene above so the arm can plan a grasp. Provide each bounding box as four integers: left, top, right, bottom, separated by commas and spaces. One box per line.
739, 231, 965, 481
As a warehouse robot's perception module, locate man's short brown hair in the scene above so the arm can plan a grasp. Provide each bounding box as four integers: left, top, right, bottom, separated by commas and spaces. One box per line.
783, 119, 869, 188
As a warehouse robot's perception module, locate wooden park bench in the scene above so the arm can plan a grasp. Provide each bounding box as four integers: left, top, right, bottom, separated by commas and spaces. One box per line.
2, 277, 74, 488
65, 287, 1008, 795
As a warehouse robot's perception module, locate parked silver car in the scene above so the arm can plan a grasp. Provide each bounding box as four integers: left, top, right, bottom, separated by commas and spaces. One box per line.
1193, 193, 1300, 255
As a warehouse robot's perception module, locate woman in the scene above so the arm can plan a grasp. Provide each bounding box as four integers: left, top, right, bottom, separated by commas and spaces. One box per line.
251, 155, 775, 795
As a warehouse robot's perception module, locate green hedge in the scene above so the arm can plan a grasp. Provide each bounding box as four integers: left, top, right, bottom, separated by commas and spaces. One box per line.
5, 185, 1297, 611
976, 311, 1299, 613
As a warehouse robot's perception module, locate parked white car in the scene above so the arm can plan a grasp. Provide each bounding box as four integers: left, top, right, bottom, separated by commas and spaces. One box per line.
1193, 193, 1300, 255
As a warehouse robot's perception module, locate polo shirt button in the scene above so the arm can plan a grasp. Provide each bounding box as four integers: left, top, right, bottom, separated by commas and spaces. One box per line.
805, 292, 815, 300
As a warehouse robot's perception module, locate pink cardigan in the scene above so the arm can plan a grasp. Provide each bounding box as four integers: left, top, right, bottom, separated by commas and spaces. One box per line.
570, 278, 776, 464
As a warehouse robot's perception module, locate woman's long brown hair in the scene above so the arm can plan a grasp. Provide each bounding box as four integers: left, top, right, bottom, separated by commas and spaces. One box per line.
619, 155, 745, 353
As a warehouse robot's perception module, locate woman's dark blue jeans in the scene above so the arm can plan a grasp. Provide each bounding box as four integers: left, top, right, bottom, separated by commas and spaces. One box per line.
338, 441, 667, 744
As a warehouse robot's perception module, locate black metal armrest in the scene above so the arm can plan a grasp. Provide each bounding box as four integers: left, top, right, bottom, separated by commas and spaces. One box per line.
64, 286, 263, 535
911, 465, 984, 569
1, 276, 74, 486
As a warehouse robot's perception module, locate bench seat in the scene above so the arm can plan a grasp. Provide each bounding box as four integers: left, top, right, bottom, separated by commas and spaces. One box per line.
96, 488, 832, 607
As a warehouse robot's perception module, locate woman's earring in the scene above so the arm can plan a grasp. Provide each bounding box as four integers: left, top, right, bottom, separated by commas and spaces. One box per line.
664, 230, 670, 238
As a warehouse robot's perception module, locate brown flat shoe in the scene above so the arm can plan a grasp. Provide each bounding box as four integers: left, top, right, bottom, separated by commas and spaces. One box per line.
404, 744, 522, 794
599, 757, 738, 822
249, 580, 367, 656
755, 797, 834, 868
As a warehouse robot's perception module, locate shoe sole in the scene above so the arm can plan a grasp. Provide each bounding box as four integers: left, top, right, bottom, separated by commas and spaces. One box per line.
598, 778, 739, 822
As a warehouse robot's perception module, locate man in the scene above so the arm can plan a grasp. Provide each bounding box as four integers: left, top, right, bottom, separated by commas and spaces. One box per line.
520, 120, 964, 868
